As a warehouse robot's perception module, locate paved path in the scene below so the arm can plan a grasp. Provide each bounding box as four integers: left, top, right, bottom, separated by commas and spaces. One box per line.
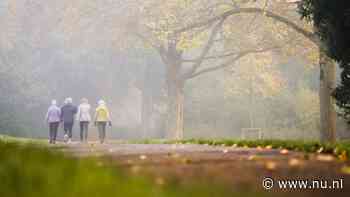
60, 142, 350, 196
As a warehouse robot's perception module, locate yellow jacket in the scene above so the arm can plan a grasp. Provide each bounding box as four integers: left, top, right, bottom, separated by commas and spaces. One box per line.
94, 105, 111, 122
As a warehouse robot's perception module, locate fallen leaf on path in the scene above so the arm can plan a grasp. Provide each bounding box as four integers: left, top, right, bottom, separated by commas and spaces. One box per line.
171, 144, 177, 149
341, 166, 350, 175
169, 153, 180, 158
181, 158, 191, 164
338, 151, 348, 162
288, 158, 302, 167
130, 165, 141, 174
232, 144, 238, 148
139, 155, 147, 160
265, 145, 273, 150
316, 155, 334, 162
317, 147, 324, 153
223, 149, 228, 154
155, 177, 165, 186
265, 161, 277, 170
248, 155, 257, 161
280, 149, 289, 155
256, 146, 263, 151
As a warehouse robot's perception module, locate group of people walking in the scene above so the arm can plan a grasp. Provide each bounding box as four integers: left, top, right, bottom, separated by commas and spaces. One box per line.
45, 97, 112, 144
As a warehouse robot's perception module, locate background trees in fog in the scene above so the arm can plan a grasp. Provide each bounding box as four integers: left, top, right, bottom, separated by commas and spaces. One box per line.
0, 0, 347, 140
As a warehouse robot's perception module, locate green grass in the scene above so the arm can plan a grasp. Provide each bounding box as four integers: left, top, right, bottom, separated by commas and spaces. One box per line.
0, 139, 266, 197
135, 138, 350, 160
0, 134, 48, 144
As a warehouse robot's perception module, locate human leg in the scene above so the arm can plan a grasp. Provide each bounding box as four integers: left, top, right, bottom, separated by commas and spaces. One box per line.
80, 122, 84, 142
52, 122, 59, 143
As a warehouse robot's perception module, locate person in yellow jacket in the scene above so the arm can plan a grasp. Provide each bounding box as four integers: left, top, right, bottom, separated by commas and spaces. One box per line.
94, 100, 112, 144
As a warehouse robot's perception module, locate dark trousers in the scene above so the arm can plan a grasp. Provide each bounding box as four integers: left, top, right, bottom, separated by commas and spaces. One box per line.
79, 121, 89, 142
63, 122, 74, 138
97, 122, 107, 143
49, 122, 59, 144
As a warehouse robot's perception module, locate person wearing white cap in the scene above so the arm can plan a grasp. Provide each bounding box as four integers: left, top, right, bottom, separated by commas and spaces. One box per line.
76, 98, 91, 142
94, 99, 112, 144
45, 100, 61, 144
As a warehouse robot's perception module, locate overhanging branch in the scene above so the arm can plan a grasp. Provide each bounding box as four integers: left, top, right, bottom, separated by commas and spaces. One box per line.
175, 7, 318, 45
187, 46, 278, 80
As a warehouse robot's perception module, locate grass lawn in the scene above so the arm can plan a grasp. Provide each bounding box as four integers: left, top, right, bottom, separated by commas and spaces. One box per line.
138, 138, 350, 161
0, 138, 265, 197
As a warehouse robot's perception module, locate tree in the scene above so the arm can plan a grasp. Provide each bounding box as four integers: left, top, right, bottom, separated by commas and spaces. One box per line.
299, 1, 350, 134
225, 52, 285, 128
167, 0, 337, 142
132, 0, 313, 139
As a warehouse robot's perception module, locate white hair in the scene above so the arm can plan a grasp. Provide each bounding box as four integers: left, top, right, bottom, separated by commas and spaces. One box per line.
51, 100, 57, 105
98, 100, 105, 106
65, 97, 73, 104
81, 98, 88, 104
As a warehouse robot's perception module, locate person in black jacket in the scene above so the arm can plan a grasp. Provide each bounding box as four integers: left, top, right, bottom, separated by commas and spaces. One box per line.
60, 97, 77, 143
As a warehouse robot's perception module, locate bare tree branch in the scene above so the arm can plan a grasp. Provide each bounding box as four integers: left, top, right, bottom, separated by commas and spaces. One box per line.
187, 46, 279, 80
174, 7, 318, 45
181, 17, 227, 79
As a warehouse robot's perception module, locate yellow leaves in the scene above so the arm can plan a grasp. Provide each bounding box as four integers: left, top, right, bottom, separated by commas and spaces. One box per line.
316, 154, 335, 162
305, 50, 319, 66
279, 149, 289, 155
288, 158, 303, 167
265, 161, 277, 170
155, 177, 165, 186
341, 166, 350, 175
225, 52, 285, 99
130, 165, 142, 174
176, 31, 208, 51
248, 155, 257, 160
217, 3, 234, 13
294, 85, 320, 130
139, 155, 148, 160
338, 151, 348, 162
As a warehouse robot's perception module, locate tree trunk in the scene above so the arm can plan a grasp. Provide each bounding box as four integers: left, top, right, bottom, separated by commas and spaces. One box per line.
166, 82, 184, 140
319, 49, 337, 142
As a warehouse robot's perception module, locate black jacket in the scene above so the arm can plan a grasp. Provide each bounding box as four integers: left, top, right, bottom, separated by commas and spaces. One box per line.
60, 104, 77, 123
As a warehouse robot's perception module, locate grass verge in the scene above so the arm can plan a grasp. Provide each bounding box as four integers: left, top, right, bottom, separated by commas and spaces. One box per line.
0, 139, 265, 197
137, 138, 350, 160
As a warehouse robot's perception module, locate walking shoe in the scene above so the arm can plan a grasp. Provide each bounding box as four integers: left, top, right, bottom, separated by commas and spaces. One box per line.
63, 134, 68, 143
68, 138, 72, 144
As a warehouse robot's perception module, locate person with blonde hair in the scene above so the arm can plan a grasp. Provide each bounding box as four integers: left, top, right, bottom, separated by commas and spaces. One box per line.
76, 98, 91, 143
45, 100, 61, 144
94, 100, 112, 144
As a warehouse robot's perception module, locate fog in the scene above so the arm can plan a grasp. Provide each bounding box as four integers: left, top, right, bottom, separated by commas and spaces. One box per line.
0, 0, 348, 140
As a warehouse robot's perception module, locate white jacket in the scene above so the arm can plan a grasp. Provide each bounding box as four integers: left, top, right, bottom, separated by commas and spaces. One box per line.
77, 103, 91, 122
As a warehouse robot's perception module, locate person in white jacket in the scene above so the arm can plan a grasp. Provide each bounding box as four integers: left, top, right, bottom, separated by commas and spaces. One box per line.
76, 98, 91, 142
